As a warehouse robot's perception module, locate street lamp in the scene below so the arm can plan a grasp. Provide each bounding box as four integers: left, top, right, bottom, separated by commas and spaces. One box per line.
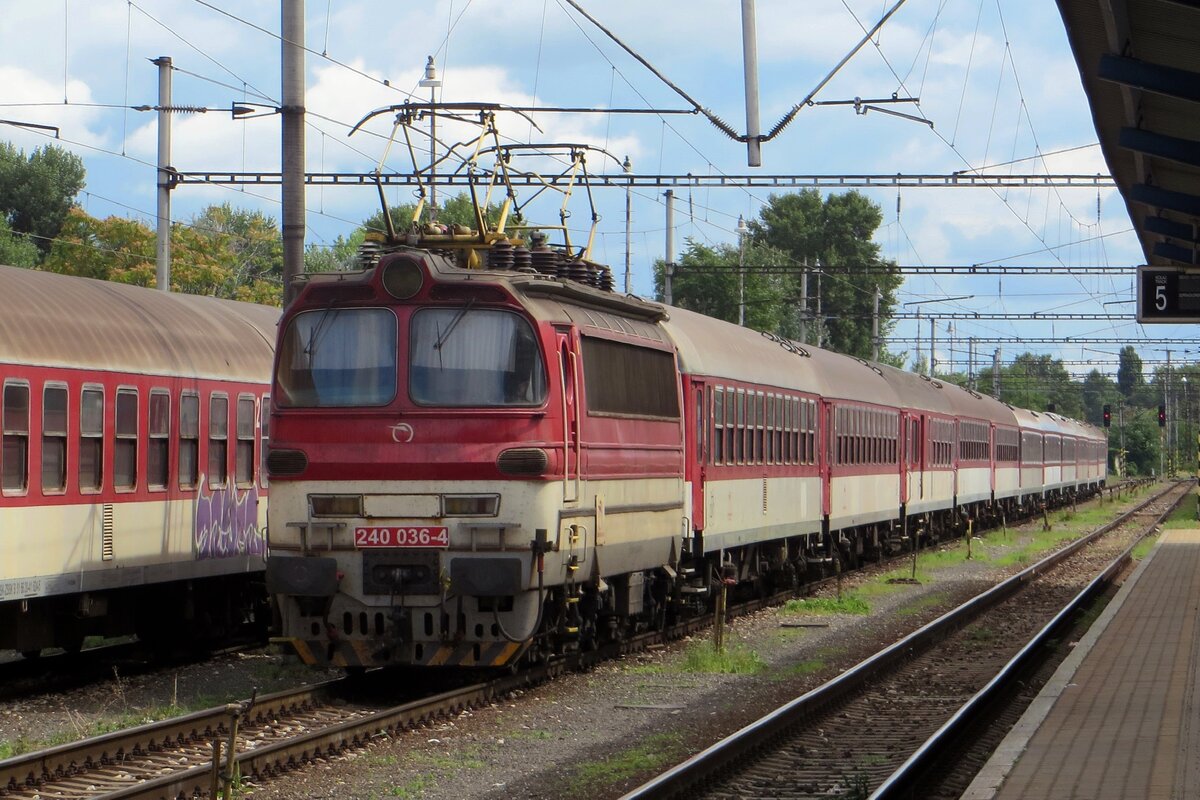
419, 56, 442, 221
736, 215, 749, 326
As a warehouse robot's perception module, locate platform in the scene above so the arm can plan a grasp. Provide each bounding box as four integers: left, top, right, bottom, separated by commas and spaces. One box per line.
963, 528, 1200, 799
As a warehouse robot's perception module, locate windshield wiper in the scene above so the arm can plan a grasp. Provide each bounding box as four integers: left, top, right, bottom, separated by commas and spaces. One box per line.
433, 299, 476, 351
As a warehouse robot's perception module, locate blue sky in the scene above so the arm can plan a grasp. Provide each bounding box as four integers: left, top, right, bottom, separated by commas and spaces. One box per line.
0, 0, 1183, 379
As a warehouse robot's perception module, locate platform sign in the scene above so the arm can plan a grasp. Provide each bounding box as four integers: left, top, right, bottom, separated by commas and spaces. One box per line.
1137, 266, 1200, 323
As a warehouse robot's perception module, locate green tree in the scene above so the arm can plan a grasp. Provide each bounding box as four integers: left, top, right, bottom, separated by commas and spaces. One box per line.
41, 207, 281, 305
362, 192, 513, 237
651, 238, 794, 332
0, 217, 39, 267
1081, 369, 1120, 428
190, 204, 282, 291
979, 353, 1081, 418
749, 190, 902, 358
1117, 345, 1143, 399
0, 142, 86, 253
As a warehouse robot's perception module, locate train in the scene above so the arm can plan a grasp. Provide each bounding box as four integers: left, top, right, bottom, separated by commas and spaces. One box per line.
0, 265, 277, 657
263, 236, 1108, 670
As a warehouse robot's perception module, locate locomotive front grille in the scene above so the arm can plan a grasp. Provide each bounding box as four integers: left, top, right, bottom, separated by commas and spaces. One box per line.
267, 448, 308, 476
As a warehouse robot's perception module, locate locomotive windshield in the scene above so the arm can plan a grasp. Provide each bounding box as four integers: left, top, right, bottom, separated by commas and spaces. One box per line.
275, 308, 397, 407
409, 308, 546, 407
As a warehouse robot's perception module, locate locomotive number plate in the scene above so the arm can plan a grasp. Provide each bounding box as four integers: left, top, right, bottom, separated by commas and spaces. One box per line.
353, 526, 449, 548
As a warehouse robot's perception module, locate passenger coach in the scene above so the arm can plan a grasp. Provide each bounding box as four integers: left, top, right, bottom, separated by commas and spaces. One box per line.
0, 266, 277, 655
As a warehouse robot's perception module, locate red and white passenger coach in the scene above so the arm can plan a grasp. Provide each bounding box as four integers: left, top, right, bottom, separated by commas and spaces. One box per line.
0, 266, 277, 656
265, 246, 1107, 670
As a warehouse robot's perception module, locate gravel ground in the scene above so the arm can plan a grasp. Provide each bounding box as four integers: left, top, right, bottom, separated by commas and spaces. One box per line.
0, 490, 1155, 800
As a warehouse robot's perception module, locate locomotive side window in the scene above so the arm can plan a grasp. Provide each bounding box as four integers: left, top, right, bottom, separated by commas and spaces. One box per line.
180, 392, 199, 489
580, 337, 677, 418
79, 387, 103, 492
236, 395, 255, 487
42, 384, 68, 493
148, 390, 170, 490
114, 388, 138, 491
411, 309, 545, 408
2, 382, 30, 493
278, 307, 398, 407
209, 394, 229, 488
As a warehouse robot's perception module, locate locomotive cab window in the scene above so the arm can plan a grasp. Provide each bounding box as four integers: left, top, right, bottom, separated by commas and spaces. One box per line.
580, 337, 679, 418
277, 307, 397, 407
2, 381, 29, 494
42, 384, 68, 493
79, 386, 103, 492
410, 308, 546, 407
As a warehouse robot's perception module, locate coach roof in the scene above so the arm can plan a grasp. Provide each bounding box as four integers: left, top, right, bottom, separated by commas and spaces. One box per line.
661, 305, 897, 405
0, 265, 278, 382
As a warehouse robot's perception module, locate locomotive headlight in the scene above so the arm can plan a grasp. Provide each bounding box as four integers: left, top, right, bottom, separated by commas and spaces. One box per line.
309, 494, 364, 517
442, 494, 500, 517
382, 257, 424, 299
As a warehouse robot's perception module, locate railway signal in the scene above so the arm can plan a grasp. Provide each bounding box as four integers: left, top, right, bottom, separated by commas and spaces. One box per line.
1103, 404, 1111, 427
1159, 405, 1167, 427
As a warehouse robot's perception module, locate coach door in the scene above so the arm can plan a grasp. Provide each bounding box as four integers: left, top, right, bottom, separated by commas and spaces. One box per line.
689, 379, 707, 532
556, 328, 581, 504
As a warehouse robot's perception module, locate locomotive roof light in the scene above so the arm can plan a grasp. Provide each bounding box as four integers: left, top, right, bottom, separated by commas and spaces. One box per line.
382, 255, 425, 299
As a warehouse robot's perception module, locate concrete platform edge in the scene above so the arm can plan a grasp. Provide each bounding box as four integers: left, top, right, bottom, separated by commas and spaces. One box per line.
959, 532, 1165, 800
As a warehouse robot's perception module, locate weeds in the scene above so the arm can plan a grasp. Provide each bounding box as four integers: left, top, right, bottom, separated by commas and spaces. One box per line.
568, 732, 684, 793
782, 596, 870, 615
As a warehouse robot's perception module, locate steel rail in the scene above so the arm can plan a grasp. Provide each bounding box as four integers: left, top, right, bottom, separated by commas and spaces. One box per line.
869, 481, 1190, 799
619, 480, 1181, 800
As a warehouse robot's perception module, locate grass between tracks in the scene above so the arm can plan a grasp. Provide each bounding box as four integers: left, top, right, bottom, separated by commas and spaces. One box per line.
566, 731, 686, 794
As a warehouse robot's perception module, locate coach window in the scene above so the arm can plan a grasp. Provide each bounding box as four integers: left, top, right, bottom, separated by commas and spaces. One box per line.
696, 388, 706, 464
42, 384, 68, 493
114, 389, 138, 491
236, 396, 255, 487
735, 390, 745, 464
259, 395, 270, 488
148, 390, 170, 490
754, 392, 764, 464
79, 387, 103, 492
710, 386, 720, 462
209, 395, 229, 488
2, 382, 29, 494
180, 393, 199, 489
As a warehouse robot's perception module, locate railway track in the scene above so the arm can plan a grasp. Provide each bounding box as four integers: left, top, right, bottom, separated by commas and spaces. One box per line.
620, 479, 1188, 800
0, 481, 1159, 800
